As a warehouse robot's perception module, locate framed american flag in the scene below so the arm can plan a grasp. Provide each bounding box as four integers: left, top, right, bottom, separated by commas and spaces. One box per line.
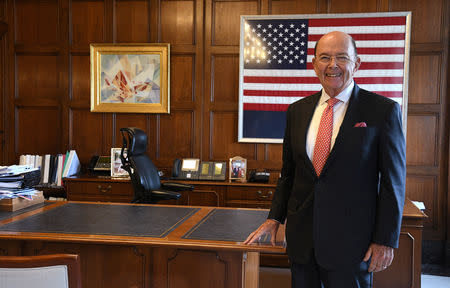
238, 12, 411, 143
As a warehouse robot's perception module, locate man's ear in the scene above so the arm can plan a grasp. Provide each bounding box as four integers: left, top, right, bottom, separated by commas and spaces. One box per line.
353, 56, 361, 72
312, 57, 319, 76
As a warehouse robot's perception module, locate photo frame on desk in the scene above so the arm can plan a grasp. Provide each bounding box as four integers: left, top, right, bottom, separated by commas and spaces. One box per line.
229, 156, 247, 182
90, 43, 170, 113
111, 148, 128, 178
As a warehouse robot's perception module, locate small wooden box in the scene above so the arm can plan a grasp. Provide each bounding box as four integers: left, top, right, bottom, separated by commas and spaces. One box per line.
0, 191, 45, 212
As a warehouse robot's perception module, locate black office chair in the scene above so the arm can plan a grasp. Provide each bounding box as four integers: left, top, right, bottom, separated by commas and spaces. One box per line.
119, 127, 193, 204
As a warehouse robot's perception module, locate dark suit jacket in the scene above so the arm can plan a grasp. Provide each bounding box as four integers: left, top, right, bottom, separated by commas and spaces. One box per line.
268, 85, 406, 270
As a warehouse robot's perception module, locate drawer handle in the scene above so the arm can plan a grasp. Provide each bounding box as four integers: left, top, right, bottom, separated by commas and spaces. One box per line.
257, 190, 273, 198
97, 185, 112, 193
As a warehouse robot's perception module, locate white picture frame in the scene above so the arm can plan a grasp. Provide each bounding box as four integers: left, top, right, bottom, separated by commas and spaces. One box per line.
111, 148, 128, 177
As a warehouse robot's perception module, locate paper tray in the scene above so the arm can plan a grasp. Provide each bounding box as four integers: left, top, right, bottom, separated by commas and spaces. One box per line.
0, 191, 45, 212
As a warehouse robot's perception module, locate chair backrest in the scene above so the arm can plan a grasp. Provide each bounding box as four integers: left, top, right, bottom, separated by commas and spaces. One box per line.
120, 127, 161, 203
0, 254, 81, 288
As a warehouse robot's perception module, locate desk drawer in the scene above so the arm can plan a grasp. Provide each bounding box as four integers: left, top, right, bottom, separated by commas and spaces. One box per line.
66, 181, 133, 200
227, 186, 274, 201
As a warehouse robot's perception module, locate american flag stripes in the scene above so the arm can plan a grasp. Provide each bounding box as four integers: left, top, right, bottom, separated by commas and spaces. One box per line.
238, 13, 411, 143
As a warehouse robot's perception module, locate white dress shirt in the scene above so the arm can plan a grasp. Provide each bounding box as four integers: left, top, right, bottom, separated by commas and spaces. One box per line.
306, 81, 354, 161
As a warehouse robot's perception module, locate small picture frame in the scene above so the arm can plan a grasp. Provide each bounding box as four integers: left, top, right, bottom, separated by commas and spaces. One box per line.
229, 156, 247, 182
111, 148, 128, 177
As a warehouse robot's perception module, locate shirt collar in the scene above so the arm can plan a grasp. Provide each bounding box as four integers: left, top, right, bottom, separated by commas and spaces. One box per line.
318, 81, 354, 106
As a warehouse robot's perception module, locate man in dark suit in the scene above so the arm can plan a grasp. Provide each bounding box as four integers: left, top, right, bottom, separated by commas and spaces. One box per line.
244, 31, 406, 288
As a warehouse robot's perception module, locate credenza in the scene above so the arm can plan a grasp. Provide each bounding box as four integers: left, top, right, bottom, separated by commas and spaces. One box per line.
64, 175, 276, 208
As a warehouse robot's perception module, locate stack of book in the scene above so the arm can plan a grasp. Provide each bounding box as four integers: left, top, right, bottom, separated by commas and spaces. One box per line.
20, 150, 81, 187
0, 165, 44, 211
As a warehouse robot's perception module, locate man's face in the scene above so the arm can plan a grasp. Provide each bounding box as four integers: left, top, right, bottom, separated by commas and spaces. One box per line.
312, 32, 361, 97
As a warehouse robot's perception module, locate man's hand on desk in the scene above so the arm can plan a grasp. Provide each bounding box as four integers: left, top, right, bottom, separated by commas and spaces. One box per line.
244, 219, 280, 246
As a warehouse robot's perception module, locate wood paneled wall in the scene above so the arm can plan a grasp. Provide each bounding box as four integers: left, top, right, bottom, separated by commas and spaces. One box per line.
0, 0, 448, 246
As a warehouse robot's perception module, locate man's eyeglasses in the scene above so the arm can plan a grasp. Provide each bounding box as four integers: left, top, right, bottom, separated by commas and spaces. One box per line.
317, 54, 356, 65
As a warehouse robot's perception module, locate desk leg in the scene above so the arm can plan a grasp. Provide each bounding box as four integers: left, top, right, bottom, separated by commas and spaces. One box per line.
243, 252, 260, 288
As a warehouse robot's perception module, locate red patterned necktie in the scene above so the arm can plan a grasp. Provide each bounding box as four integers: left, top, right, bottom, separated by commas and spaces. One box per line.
312, 97, 341, 176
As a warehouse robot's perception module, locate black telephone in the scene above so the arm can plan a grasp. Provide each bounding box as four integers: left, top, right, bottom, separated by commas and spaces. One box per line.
248, 170, 270, 183
172, 158, 200, 180
88, 155, 111, 176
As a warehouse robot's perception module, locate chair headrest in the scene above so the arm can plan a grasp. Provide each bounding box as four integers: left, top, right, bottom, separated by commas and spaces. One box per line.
120, 127, 148, 156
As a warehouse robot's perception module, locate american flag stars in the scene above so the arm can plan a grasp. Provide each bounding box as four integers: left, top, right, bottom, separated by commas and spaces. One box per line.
244, 19, 309, 69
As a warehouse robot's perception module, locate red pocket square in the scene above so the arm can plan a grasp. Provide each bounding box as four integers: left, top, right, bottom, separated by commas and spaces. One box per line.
354, 122, 367, 127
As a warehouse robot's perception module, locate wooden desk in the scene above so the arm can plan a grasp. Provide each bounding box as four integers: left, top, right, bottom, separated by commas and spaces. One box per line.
61, 177, 427, 288
0, 201, 284, 288
373, 199, 427, 288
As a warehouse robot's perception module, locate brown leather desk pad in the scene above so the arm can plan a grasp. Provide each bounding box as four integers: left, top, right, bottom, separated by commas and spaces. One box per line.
0, 202, 52, 221
0, 202, 199, 238
182, 209, 271, 242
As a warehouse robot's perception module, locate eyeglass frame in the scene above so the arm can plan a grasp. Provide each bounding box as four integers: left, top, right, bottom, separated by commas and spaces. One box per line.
315, 54, 358, 65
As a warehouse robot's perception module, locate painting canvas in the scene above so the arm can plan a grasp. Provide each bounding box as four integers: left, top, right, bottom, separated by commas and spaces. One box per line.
101, 54, 161, 104
91, 44, 170, 113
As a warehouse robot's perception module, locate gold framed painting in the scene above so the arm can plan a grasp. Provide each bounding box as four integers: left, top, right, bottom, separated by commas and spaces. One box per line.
90, 43, 170, 113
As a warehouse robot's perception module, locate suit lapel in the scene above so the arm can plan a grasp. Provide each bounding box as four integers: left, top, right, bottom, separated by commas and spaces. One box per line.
320, 85, 361, 176
295, 92, 320, 175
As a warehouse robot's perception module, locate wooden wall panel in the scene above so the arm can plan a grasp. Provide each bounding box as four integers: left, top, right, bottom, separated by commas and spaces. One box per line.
161, 0, 194, 45
115, 0, 149, 42
170, 55, 194, 104
71, 0, 105, 47
71, 55, 90, 102
212, 55, 239, 103
0, 0, 5, 20
71, 109, 105, 163
16, 55, 60, 100
409, 54, 440, 104
406, 175, 438, 229
16, 108, 60, 154
0, 33, 4, 163
115, 114, 149, 146
269, 0, 318, 14
266, 144, 282, 164
406, 115, 438, 166
390, 0, 443, 43
15, 0, 59, 45
210, 111, 255, 160
390, 0, 448, 243
328, 0, 378, 13
212, 0, 259, 46
159, 111, 194, 159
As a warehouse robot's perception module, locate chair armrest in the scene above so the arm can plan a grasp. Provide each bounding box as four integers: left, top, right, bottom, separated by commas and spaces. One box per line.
151, 189, 181, 200
161, 182, 194, 192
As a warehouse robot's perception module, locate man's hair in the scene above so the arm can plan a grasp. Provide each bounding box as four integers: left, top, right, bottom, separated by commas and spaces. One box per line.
314, 34, 358, 57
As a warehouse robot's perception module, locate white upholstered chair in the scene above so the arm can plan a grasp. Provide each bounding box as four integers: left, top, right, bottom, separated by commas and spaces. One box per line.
0, 254, 81, 288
